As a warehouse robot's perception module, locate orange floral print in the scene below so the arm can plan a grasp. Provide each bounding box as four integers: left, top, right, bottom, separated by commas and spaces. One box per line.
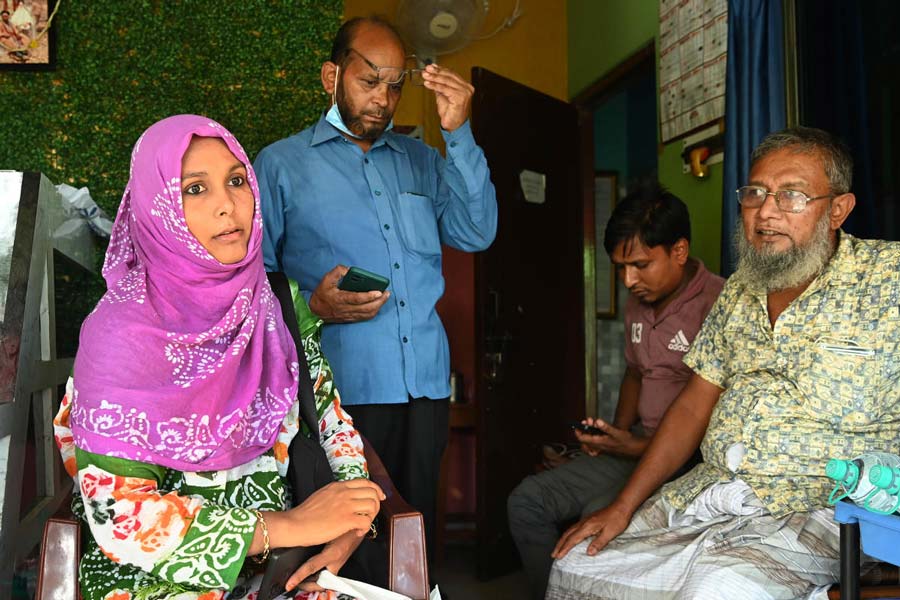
332, 396, 352, 425
332, 442, 363, 459
273, 440, 288, 464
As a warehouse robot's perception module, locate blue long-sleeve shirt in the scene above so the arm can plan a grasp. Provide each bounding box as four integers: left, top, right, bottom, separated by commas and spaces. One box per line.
254, 115, 497, 405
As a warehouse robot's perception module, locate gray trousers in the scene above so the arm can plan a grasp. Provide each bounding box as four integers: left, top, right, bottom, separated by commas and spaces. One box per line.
507, 454, 638, 600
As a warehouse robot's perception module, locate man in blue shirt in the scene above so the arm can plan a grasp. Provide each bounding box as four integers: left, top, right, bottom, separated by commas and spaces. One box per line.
254, 16, 497, 555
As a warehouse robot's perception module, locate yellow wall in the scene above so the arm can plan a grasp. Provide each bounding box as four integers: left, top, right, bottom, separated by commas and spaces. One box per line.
343, 0, 568, 148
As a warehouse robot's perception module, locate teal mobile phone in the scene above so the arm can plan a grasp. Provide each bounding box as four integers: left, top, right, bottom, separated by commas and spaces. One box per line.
337, 266, 390, 293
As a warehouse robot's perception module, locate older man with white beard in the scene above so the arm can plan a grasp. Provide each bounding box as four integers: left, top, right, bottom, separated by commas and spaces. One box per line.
545, 126, 900, 600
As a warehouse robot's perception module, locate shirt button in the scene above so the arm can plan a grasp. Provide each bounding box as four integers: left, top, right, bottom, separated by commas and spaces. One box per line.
402, 336, 408, 343
450, 141, 457, 148
364, 158, 369, 164
393, 263, 400, 269
383, 224, 390, 230
399, 300, 406, 307
374, 190, 382, 196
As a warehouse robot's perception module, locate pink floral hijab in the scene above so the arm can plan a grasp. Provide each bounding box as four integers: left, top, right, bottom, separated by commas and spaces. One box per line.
70, 115, 298, 471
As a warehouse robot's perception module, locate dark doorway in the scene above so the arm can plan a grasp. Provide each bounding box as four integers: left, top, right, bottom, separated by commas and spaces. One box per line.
471, 67, 585, 579
572, 44, 659, 423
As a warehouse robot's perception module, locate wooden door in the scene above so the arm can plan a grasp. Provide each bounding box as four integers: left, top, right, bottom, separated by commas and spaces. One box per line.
471, 68, 585, 578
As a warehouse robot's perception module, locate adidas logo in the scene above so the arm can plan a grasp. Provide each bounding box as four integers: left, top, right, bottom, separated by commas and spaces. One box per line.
667, 330, 690, 352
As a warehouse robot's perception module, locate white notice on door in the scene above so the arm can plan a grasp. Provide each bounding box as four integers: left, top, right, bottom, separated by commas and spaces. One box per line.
519, 169, 546, 205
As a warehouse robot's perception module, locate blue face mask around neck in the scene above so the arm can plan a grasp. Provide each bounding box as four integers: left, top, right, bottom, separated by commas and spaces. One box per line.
325, 102, 363, 139
326, 66, 394, 139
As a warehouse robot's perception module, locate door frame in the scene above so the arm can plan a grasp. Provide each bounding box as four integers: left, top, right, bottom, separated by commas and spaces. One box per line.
571, 42, 656, 418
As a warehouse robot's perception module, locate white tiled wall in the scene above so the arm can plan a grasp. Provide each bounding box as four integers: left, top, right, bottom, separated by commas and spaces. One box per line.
595, 284, 629, 419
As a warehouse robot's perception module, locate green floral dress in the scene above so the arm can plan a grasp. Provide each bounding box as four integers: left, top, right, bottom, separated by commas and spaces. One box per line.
54, 289, 368, 600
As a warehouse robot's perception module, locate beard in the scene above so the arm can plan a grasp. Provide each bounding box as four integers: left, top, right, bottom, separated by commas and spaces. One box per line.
734, 214, 835, 292
335, 81, 391, 141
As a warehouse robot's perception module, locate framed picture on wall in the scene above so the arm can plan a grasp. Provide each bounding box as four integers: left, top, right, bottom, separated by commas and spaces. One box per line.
594, 171, 617, 318
0, 0, 56, 70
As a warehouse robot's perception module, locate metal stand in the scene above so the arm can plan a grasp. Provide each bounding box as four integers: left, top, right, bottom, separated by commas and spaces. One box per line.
839, 521, 860, 600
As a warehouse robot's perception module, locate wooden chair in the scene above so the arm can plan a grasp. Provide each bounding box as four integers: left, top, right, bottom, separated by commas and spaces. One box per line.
364, 437, 430, 599
35, 440, 429, 600
35, 518, 80, 600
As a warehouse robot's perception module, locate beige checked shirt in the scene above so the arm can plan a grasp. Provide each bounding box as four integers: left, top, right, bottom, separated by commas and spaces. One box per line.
664, 232, 900, 517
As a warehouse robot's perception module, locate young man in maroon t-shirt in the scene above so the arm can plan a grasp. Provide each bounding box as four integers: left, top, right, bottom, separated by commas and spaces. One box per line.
508, 183, 724, 599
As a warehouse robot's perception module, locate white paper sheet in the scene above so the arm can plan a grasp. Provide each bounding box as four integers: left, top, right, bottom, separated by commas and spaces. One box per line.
315, 570, 410, 600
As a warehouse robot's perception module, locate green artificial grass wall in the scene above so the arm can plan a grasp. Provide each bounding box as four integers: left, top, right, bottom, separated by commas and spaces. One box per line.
1, 0, 340, 219
0, 1, 341, 323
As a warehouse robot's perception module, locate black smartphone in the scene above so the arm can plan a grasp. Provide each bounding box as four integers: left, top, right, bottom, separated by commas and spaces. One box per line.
568, 420, 606, 436
257, 546, 317, 600
337, 266, 390, 293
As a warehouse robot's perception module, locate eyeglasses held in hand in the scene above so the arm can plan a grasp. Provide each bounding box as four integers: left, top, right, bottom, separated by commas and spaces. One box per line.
735, 186, 833, 213
344, 48, 426, 87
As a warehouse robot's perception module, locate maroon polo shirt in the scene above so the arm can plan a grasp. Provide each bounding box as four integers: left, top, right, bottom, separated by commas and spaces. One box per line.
624, 259, 724, 433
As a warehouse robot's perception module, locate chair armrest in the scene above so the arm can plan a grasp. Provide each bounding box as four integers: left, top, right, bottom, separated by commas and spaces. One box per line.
365, 445, 417, 519
36, 517, 81, 600
362, 435, 430, 600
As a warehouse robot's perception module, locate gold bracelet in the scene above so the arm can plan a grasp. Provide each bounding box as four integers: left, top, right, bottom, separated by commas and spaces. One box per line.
250, 509, 270, 564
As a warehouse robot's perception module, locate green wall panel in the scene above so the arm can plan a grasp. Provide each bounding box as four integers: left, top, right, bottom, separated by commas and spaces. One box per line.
568, 1, 657, 99
658, 142, 724, 274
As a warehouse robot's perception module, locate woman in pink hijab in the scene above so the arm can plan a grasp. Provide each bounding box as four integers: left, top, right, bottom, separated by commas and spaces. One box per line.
53, 115, 383, 600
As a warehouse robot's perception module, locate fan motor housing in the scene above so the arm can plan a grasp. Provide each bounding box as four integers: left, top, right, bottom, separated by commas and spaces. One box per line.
396, 0, 488, 57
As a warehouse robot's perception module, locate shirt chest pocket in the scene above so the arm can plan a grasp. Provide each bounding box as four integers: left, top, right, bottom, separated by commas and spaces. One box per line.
794, 331, 885, 424
396, 192, 441, 256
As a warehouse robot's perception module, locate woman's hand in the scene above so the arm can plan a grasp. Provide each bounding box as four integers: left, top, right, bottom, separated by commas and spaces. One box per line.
288, 530, 362, 591
266, 479, 384, 550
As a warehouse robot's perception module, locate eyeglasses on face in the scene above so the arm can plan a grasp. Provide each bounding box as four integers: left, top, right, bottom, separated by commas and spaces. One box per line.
343, 48, 425, 87
735, 186, 833, 213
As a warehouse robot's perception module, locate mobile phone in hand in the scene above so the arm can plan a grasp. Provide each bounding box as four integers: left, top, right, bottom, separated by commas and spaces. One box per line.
257, 546, 317, 600
568, 420, 606, 436
337, 266, 390, 293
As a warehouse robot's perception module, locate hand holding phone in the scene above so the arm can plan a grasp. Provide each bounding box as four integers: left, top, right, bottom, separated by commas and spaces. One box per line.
309, 266, 390, 323
568, 420, 606, 436
257, 546, 318, 600
337, 266, 390, 293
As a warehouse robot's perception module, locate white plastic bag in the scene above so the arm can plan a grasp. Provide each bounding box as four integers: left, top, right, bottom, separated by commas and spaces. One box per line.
55, 184, 113, 238
314, 570, 443, 600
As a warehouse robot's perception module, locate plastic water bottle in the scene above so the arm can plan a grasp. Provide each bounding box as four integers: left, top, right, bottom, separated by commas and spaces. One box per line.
826, 452, 900, 509
866, 465, 900, 515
